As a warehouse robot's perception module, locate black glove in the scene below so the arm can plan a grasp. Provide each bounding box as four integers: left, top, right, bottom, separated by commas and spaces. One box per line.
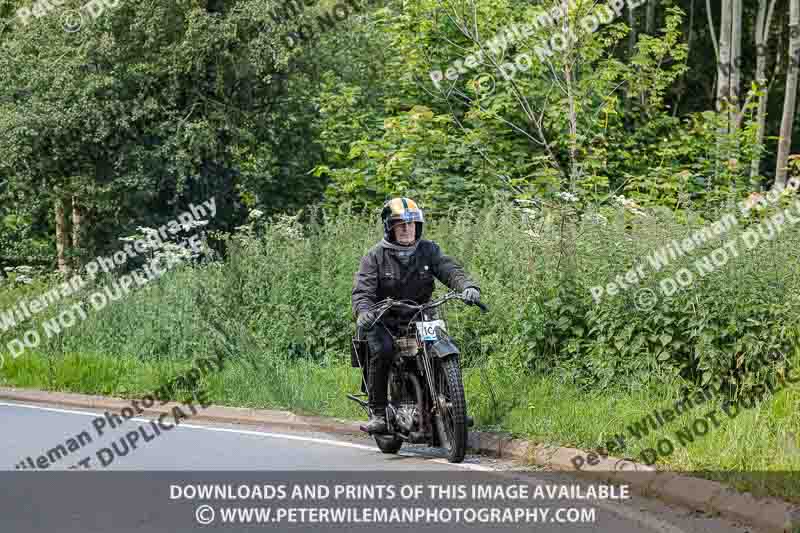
462, 287, 480, 304
357, 310, 378, 330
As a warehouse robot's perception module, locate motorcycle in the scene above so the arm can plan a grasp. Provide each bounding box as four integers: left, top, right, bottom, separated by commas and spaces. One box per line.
348, 291, 488, 463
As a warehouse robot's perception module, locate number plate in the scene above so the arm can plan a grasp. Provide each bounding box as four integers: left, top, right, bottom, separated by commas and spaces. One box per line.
416, 320, 446, 341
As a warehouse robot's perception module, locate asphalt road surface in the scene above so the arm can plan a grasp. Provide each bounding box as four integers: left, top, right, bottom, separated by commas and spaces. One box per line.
0, 400, 760, 532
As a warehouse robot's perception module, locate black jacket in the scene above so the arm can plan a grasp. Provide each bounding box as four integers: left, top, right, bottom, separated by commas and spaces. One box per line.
351, 239, 480, 331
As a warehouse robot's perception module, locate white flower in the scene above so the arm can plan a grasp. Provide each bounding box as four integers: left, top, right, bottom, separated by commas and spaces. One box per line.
557, 191, 578, 203
249, 209, 265, 220
14, 275, 33, 284
584, 213, 608, 225
613, 195, 647, 216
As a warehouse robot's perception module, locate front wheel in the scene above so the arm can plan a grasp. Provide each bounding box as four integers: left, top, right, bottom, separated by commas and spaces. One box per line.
434, 356, 468, 463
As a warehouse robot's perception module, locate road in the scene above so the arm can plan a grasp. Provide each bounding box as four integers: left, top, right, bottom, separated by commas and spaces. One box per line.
0, 400, 755, 532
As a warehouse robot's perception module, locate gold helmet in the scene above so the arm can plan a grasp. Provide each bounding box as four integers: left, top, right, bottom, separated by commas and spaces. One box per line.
381, 197, 424, 243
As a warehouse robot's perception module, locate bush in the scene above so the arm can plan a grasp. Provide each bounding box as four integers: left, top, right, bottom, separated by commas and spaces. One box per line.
1, 200, 798, 402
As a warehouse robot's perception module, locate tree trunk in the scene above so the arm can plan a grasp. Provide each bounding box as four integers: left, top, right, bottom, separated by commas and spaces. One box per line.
559, 0, 579, 191
750, 0, 778, 186
673, 0, 696, 117
628, 6, 637, 59
71, 195, 83, 269
729, 0, 742, 113
625, 6, 636, 116
646, 0, 656, 34
708, 0, 732, 188
774, 0, 800, 189
565, 61, 579, 190
55, 197, 70, 275
717, 0, 732, 119
706, 0, 719, 59
727, 0, 742, 171
561, 1, 578, 278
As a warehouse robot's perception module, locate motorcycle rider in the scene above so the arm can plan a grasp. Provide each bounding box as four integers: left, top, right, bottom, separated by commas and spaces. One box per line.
352, 197, 482, 434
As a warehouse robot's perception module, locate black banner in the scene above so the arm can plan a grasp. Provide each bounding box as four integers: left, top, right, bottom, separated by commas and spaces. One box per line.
0, 471, 636, 532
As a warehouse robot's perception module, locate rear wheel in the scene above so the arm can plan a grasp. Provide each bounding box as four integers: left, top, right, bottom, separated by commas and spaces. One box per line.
433, 356, 467, 463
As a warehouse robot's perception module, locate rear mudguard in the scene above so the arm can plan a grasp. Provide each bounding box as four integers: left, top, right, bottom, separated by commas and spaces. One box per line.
428, 327, 460, 358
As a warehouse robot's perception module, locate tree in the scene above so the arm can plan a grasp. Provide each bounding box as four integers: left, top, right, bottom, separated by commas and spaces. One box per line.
750, 0, 779, 186
774, 0, 800, 189
714, 0, 733, 117
708, 1, 746, 124
646, 0, 657, 34
0, 0, 325, 267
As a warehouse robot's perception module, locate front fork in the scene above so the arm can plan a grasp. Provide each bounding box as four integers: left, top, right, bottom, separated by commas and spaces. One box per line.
420, 342, 459, 447
403, 370, 428, 435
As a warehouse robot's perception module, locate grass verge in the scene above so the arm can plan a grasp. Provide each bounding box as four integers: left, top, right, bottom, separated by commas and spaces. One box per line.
3, 351, 798, 502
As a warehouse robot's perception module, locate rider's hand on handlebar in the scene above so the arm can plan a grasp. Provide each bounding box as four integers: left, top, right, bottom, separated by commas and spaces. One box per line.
357, 310, 378, 330
461, 287, 480, 304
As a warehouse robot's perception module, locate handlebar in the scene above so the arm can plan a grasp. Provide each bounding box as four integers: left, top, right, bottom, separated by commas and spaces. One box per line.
370, 291, 489, 316
361, 292, 488, 331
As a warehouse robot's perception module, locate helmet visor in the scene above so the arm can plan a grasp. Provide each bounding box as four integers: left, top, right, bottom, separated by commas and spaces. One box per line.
391, 209, 423, 225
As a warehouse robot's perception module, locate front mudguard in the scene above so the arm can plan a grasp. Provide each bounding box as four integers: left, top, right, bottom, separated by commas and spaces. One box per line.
428, 327, 460, 358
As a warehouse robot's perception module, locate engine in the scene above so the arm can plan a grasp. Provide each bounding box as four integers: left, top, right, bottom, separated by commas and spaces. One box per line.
394, 405, 418, 433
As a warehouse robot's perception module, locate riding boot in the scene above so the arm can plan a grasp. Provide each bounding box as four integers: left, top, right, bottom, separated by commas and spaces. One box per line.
367, 325, 392, 403
364, 411, 387, 433
367, 354, 390, 433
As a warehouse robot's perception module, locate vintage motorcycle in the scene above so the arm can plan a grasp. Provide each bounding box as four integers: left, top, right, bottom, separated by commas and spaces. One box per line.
348, 291, 488, 463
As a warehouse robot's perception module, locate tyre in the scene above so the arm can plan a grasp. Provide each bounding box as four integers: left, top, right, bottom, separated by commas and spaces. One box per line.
374, 434, 403, 454
434, 356, 467, 463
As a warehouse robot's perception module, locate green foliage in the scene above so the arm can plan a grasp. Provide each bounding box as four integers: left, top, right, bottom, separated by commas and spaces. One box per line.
306, 0, 755, 218
316, 102, 499, 213
3, 200, 796, 400
1, 0, 795, 272
0, 0, 330, 260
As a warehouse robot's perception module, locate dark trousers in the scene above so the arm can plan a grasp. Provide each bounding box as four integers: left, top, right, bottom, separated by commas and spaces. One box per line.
363, 323, 396, 416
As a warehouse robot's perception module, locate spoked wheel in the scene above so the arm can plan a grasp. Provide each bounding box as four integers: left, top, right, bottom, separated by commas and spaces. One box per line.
433, 356, 467, 463
374, 368, 403, 454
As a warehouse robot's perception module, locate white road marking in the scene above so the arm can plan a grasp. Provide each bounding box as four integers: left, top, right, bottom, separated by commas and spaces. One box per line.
0, 401, 380, 451
2, 400, 689, 533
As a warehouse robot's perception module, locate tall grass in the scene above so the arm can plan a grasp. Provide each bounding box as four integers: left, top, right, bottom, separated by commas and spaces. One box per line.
1, 201, 799, 500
